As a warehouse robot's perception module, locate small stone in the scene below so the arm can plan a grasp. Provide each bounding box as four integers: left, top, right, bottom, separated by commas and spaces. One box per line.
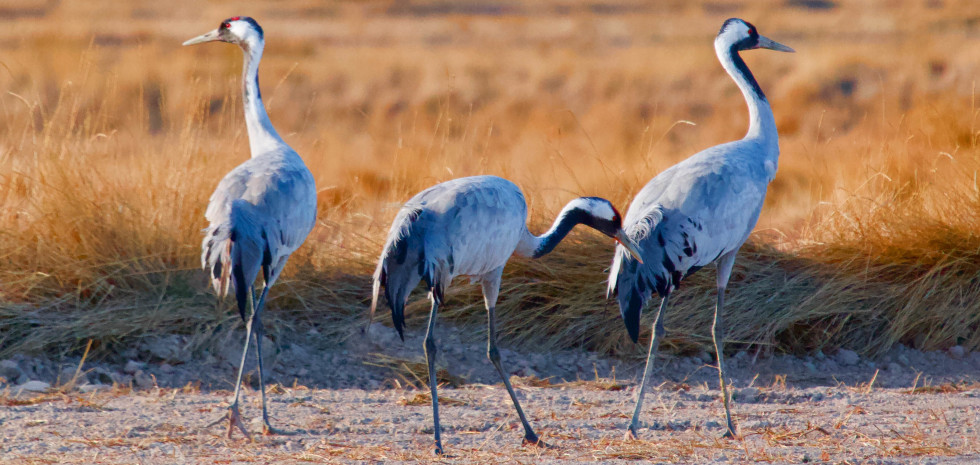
836, 349, 860, 366
59, 367, 87, 386
814, 350, 826, 360
78, 384, 111, 393
887, 362, 902, 373
141, 335, 191, 363
698, 350, 713, 363
91, 368, 115, 385
159, 363, 174, 374
123, 360, 144, 374
736, 387, 761, 403
0, 360, 22, 381
949, 346, 966, 359
19, 380, 51, 392
133, 370, 155, 389
804, 361, 817, 373
288, 343, 310, 361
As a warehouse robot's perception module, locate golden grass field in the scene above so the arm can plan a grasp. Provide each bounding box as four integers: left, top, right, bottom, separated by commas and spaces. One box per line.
1, 0, 980, 358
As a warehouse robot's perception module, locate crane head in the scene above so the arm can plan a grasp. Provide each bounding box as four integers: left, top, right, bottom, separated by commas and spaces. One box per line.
716, 18, 794, 54
571, 197, 644, 264
183, 16, 264, 48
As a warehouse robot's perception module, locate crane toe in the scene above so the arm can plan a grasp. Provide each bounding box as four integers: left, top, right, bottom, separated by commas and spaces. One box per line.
522, 434, 552, 449
207, 405, 252, 441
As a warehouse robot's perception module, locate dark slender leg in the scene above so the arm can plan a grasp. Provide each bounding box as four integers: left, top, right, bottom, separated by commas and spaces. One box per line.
625, 293, 669, 440
207, 288, 256, 440
251, 284, 285, 435
713, 251, 738, 438
423, 294, 443, 455
486, 305, 543, 446
479, 273, 542, 446
713, 290, 737, 438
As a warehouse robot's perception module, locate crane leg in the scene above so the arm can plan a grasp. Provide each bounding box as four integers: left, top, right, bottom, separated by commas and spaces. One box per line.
251, 284, 287, 436
479, 271, 545, 447
207, 288, 256, 441
625, 293, 669, 440
713, 251, 738, 438
712, 290, 737, 438
423, 294, 444, 455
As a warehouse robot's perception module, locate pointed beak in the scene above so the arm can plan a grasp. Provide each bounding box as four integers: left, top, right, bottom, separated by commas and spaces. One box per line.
614, 230, 644, 264
183, 29, 222, 46
756, 35, 795, 53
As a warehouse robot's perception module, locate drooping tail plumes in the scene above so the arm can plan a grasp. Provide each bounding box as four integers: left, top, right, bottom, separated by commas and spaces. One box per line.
608, 206, 674, 343
202, 199, 268, 322
371, 207, 427, 340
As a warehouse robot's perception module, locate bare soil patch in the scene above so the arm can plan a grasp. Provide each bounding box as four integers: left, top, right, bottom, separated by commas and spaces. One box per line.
2, 323, 978, 463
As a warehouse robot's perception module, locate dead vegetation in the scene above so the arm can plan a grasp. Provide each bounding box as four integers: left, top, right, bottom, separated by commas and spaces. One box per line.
1, 0, 979, 362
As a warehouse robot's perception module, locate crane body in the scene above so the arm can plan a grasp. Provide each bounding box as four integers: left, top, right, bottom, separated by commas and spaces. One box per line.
370, 175, 642, 454
608, 18, 793, 440
185, 16, 317, 440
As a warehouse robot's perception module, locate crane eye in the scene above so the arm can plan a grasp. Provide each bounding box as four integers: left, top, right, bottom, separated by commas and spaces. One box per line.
221, 22, 230, 29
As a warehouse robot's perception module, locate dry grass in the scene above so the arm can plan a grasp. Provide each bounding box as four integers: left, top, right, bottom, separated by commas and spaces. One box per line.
1, 0, 980, 360
364, 353, 467, 389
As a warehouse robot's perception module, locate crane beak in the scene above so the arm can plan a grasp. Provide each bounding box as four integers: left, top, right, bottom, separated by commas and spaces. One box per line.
756, 35, 795, 53
183, 29, 222, 46
614, 230, 644, 264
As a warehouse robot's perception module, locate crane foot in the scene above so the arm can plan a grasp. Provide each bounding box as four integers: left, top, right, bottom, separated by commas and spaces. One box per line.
262, 423, 294, 436
721, 429, 738, 440
624, 426, 640, 441
207, 404, 252, 441
522, 435, 552, 449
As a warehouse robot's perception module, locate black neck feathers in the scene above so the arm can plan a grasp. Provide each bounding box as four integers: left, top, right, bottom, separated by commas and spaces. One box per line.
532, 208, 592, 259
728, 42, 766, 101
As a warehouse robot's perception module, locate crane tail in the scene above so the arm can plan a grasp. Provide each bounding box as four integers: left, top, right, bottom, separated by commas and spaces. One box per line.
203, 200, 267, 323
365, 268, 384, 336
371, 207, 428, 342
608, 207, 672, 344
610, 248, 655, 343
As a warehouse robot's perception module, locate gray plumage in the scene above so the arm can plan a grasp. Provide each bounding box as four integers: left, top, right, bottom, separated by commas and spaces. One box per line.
607, 18, 794, 440
201, 149, 316, 321
369, 175, 641, 454
186, 16, 317, 439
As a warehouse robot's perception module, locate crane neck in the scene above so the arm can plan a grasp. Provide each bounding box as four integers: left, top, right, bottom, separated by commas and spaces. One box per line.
517, 200, 610, 259
715, 40, 779, 159
241, 39, 288, 157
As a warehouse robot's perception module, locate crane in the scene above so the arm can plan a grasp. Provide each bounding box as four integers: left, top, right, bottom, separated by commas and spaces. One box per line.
368, 175, 643, 454
184, 16, 318, 440
607, 18, 793, 440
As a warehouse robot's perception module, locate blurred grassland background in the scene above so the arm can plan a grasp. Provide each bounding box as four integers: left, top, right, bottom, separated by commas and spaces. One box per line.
1, 0, 980, 360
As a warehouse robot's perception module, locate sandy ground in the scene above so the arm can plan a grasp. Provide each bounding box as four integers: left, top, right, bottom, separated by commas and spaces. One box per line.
2, 322, 979, 464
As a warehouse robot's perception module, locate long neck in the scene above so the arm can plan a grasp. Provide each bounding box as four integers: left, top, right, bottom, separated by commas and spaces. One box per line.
715, 41, 779, 157
518, 207, 594, 259
241, 40, 287, 157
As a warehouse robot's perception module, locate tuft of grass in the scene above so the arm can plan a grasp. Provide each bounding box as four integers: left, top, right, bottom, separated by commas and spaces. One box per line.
364, 353, 466, 389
